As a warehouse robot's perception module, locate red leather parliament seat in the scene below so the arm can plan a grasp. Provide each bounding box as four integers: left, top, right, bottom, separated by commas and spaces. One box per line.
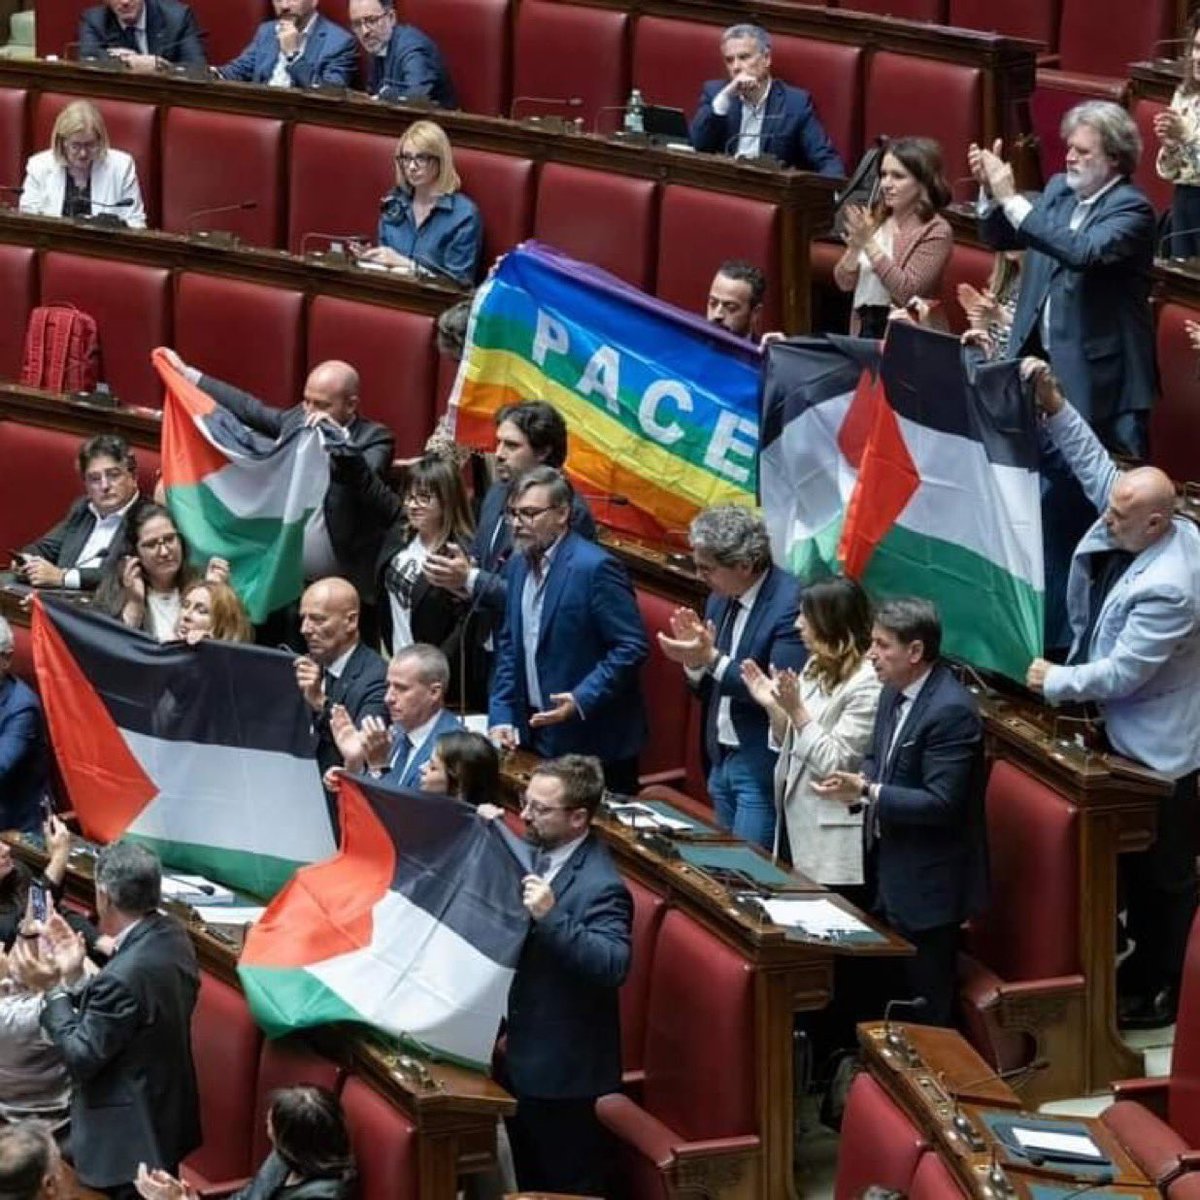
0, 244, 37, 382
406, 0, 512, 117
834, 1072, 928, 1200
1152, 304, 1200, 487
0, 86, 27, 205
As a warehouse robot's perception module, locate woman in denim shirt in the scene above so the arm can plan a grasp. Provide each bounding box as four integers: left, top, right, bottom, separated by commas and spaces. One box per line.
357, 120, 482, 285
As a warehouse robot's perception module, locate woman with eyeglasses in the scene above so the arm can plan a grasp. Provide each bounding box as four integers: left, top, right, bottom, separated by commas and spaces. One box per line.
354, 119, 482, 286
20, 99, 147, 228
94, 505, 229, 642
370, 454, 476, 702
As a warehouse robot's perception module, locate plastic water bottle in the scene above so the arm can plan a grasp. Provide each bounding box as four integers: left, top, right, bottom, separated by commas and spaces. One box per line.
624, 88, 645, 135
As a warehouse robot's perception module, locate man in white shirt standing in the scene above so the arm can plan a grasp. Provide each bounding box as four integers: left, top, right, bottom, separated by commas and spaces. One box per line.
18, 435, 144, 593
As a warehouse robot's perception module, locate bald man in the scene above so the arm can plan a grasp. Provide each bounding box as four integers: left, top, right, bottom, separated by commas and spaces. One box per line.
295, 576, 388, 824
1025, 359, 1200, 1029
164, 351, 395, 640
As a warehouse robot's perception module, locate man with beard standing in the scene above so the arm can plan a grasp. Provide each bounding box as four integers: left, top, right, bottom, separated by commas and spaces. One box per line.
502, 754, 631, 1197
969, 101, 1156, 650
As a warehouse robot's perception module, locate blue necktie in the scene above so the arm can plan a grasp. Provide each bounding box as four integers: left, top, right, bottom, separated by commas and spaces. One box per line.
390, 732, 413, 783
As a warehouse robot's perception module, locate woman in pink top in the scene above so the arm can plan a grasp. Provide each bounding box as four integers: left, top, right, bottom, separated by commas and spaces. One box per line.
833, 136, 953, 337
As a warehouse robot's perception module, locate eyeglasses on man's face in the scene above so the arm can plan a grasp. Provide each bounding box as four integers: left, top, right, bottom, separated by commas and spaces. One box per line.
506, 505, 560, 524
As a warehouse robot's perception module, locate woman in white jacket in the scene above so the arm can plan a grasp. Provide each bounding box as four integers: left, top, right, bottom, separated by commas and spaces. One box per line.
742, 576, 881, 896
20, 99, 146, 228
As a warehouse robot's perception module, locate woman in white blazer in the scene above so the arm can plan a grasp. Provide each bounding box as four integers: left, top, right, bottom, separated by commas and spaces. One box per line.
20, 99, 146, 229
743, 576, 881, 894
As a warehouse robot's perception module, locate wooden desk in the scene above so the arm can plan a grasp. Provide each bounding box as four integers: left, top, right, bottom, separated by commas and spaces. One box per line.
1, 832, 514, 1200
860, 1021, 1159, 1200
501, 750, 911, 1200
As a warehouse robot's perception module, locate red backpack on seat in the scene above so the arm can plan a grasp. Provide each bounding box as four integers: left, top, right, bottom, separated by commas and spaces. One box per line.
20, 305, 101, 394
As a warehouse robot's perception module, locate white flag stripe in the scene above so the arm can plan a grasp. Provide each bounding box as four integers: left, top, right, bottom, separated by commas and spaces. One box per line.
307, 890, 515, 1066
893, 415, 1045, 591
193, 416, 328, 524
123, 730, 336, 864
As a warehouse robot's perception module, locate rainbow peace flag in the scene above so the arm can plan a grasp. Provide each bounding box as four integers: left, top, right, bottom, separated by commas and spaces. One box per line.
450, 242, 762, 540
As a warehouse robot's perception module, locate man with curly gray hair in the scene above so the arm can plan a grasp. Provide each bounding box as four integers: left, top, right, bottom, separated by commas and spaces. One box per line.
657, 504, 806, 848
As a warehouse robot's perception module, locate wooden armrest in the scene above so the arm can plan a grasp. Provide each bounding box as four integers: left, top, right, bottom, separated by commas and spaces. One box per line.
1110, 1076, 1168, 1117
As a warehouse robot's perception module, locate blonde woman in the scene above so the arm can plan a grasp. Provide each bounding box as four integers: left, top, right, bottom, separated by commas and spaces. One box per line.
355, 120, 482, 285
742, 576, 881, 894
20, 99, 146, 228
833, 136, 952, 337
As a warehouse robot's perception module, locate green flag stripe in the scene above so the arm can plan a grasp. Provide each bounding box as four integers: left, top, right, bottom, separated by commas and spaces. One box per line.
127, 834, 305, 901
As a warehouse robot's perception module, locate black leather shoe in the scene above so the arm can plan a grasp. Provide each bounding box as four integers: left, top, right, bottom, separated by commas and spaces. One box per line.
1118, 987, 1178, 1030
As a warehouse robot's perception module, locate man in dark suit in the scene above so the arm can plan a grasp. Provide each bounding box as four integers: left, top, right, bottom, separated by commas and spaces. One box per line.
657, 505, 805, 848
691, 23, 844, 174
971, 102, 1157, 651
219, 0, 357, 88
35, 841, 200, 1195
348, 0, 456, 107
489, 467, 648, 795
815, 598, 987, 1027
0, 617, 49, 835
165, 351, 394, 631
295, 577, 388, 820
331, 643, 461, 788
503, 754, 632, 1196
78, 0, 206, 72
19, 434, 144, 593
423, 402, 595, 708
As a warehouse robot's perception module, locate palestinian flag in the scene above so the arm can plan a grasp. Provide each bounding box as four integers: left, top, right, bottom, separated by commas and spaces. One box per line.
155, 349, 328, 623
239, 775, 529, 1068
761, 322, 1043, 680
32, 597, 336, 899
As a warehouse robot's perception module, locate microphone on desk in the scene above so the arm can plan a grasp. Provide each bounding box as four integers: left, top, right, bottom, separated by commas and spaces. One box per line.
882, 995, 926, 1048
510, 95, 584, 121
186, 200, 257, 235
594, 104, 635, 136
724, 113, 788, 157
1053, 1173, 1116, 1200
299, 231, 372, 258
1157, 225, 1200, 260
942, 1057, 1050, 1148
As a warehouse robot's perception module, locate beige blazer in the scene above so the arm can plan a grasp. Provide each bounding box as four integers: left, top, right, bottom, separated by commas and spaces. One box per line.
774, 658, 881, 885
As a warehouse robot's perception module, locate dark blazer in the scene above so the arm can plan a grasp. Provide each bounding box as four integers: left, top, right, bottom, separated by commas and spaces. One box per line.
366, 23, 457, 107
862, 662, 987, 933
231, 1152, 352, 1200
489, 532, 648, 763
315, 641, 389, 779
505, 834, 631, 1099
0, 675, 49, 833
40, 912, 201, 1189
690, 79, 845, 175
23, 496, 146, 591
78, 0, 206, 64
198, 373, 395, 603
219, 14, 358, 87
382, 706, 462, 789
696, 564, 807, 764
978, 175, 1156, 438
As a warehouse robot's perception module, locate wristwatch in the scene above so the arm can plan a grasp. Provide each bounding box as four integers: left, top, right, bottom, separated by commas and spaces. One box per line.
859, 778, 872, 800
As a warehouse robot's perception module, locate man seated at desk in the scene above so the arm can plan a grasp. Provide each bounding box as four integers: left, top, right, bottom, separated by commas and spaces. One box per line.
348, 0, 457, 107
690, 22, 845, 175
706, 260, 767, 340
16, 434, 145, 593
78, 0, 207, 73
218, 0, 358, 89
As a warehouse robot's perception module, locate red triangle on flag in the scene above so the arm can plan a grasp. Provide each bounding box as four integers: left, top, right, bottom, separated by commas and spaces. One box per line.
838, 372, 920, 579
31, 599, 158, 843
240, 776, 396, 969
837, 366, 882, 470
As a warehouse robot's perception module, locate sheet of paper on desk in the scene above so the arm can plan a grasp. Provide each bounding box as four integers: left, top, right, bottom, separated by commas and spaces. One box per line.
760, 897, 871, 935
609, 803, 693, 831
195, 905, 266, 927
1012, 1128, 1105, 1159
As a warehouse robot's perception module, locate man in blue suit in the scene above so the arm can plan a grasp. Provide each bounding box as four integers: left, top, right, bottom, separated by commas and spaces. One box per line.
348, 0, 456, 107
690, 23, 844, 175
1025, 360, 1200, 1029
0, 618, 49, 834
79, 0, 206, 71
423, 402, 596, 709
971, 102, 1157, 650
502, 753, 631, 1196
489, 467, 648, 795
816, 599, 987, 1027
658, 505, 806, 849
332, 643, 460, 789
218, 0, 357, 89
